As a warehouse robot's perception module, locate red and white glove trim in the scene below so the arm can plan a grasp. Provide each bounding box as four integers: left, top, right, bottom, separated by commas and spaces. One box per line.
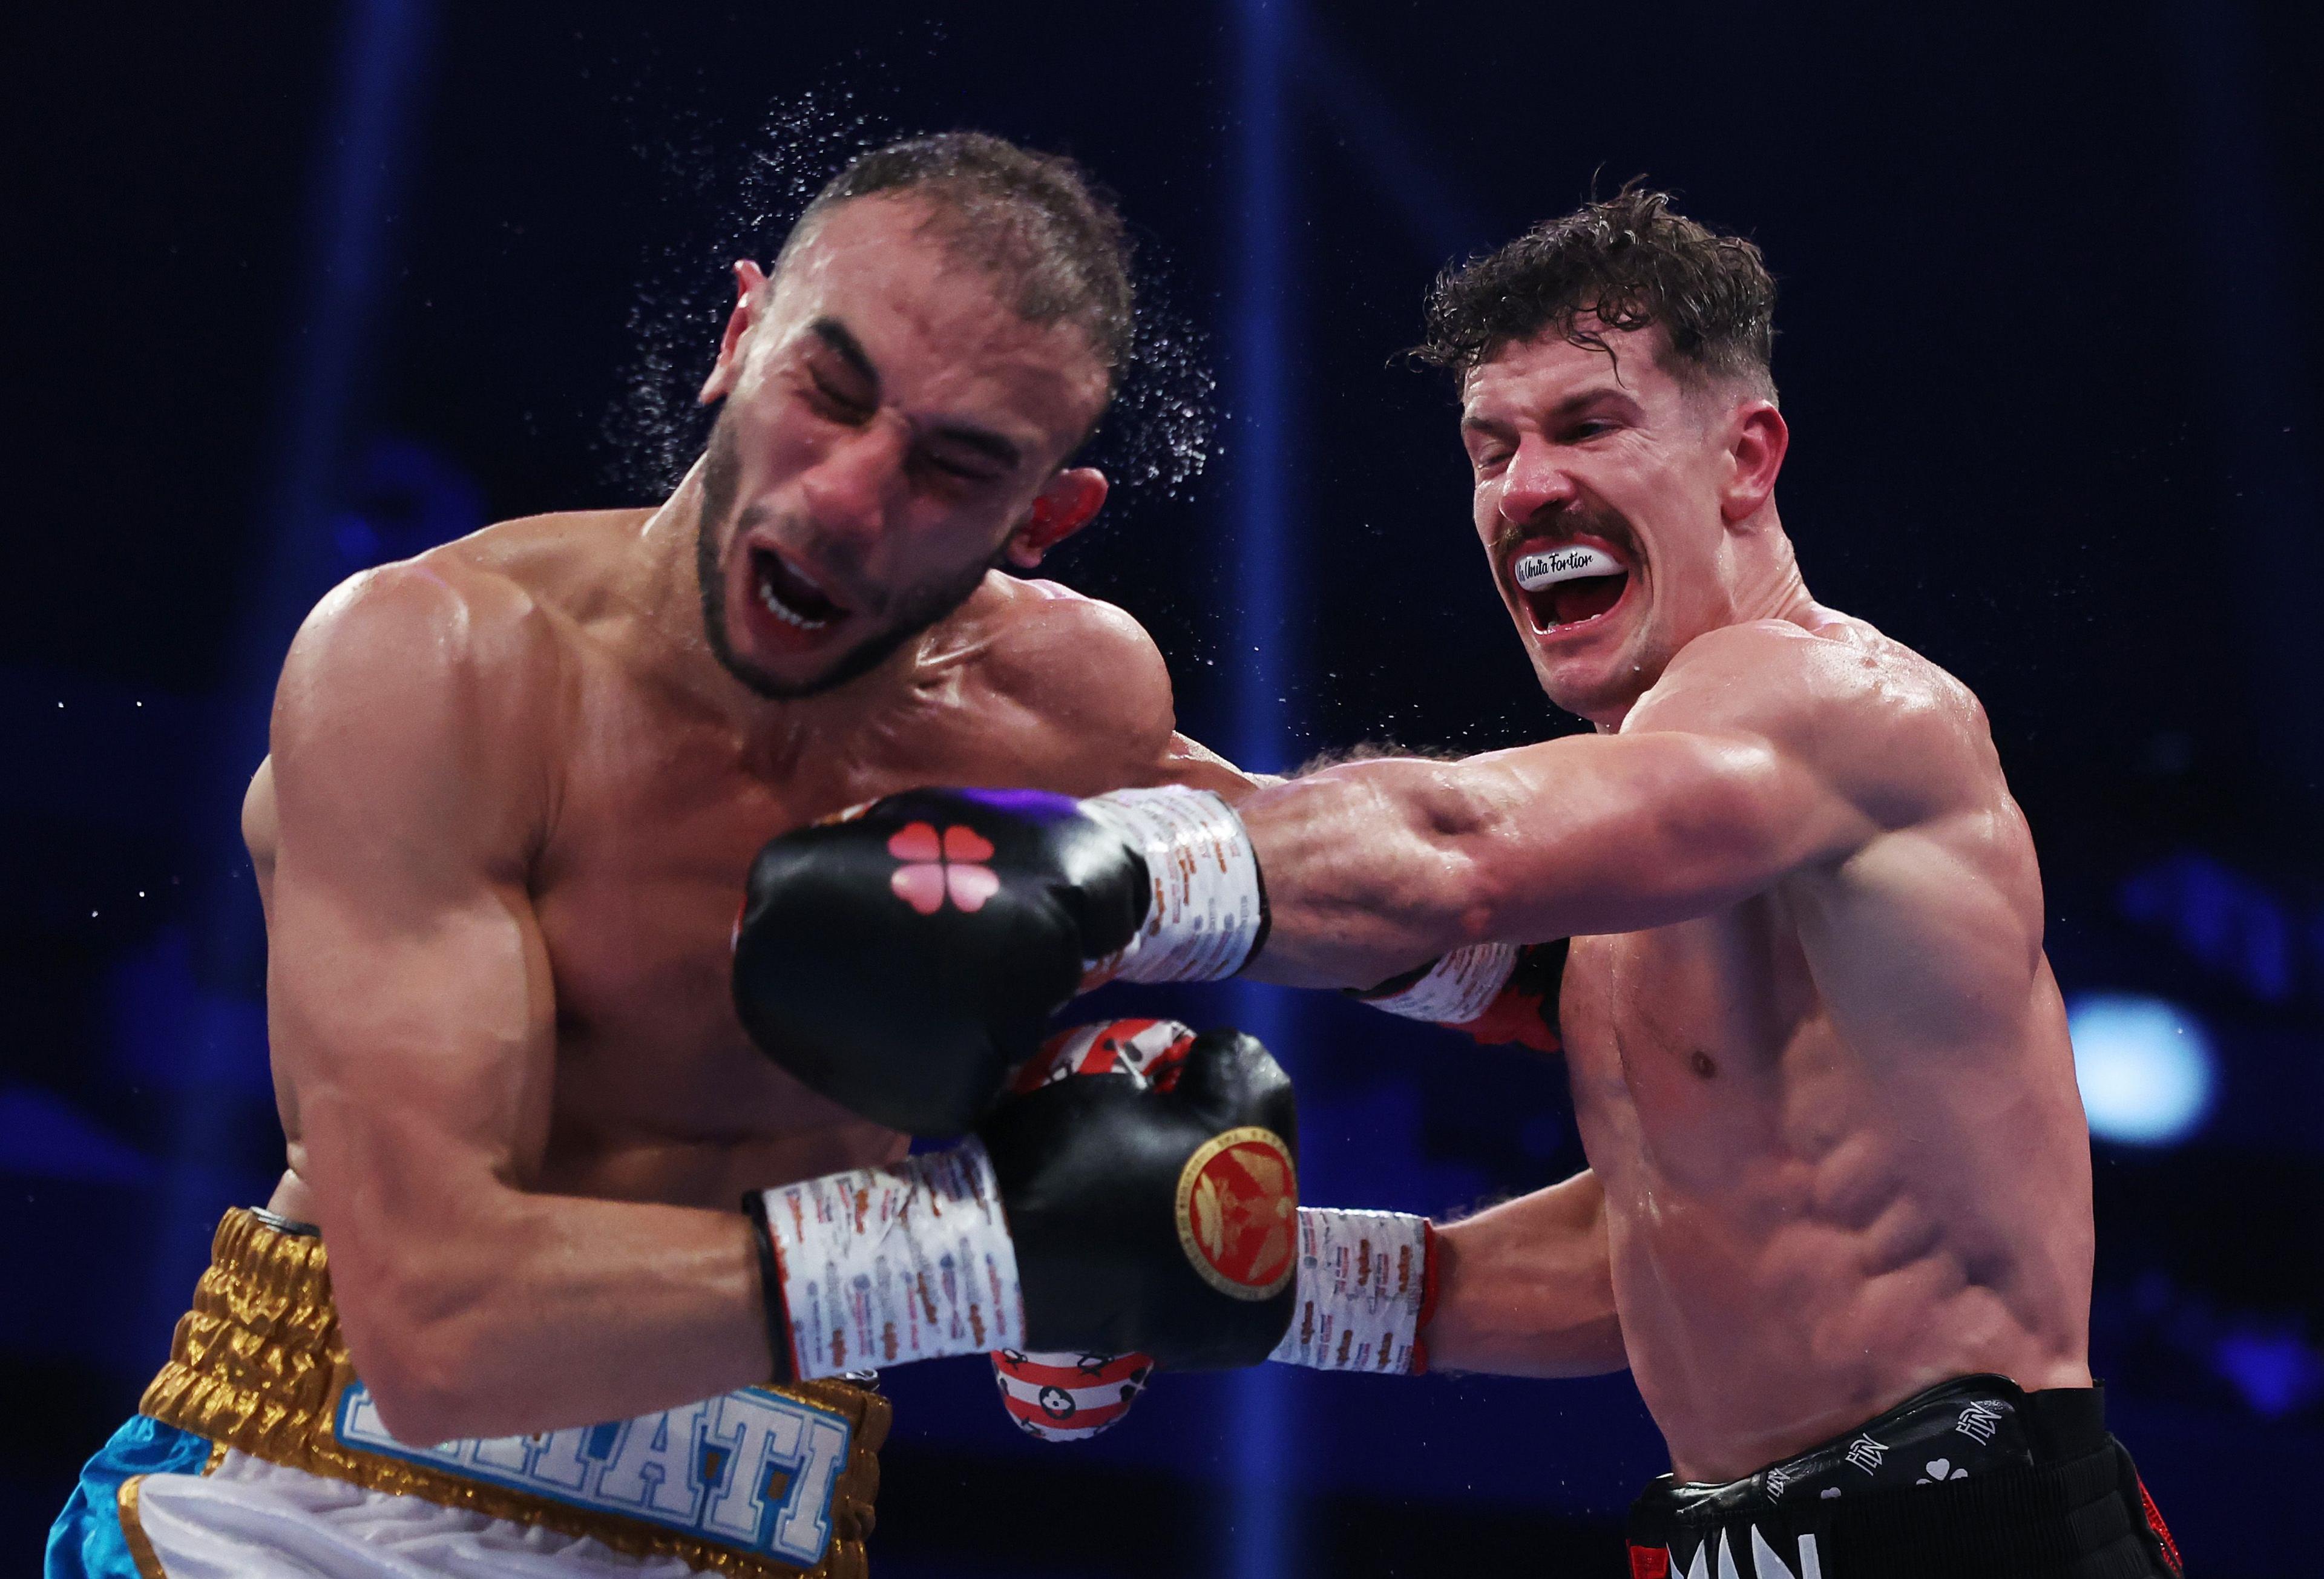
1007, 1017, 1195, 1094
988, 1018, 1195, 1443
991, 1349, 1155, 1442
1269, 1207, 1437, 1376
1082, 788, 1264, 984
758, 1144, 1023, 1382
1359, 943, 1520, 1026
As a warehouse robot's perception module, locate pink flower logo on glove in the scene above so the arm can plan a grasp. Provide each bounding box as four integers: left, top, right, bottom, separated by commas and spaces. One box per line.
888, 822, 1001, 915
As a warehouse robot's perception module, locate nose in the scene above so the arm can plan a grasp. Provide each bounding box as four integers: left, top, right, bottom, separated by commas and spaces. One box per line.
798, 416, 910, 545
1496, 433, 1580, 531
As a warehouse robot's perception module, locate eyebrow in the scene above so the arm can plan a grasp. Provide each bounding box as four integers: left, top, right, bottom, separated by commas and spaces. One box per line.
808, 317, 879, 389
805, 316, 1022, 473
923, 421, 1020, 471
1462, 384, 1642, 433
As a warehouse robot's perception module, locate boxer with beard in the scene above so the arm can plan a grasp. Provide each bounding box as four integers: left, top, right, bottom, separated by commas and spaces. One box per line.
47, 133, 1299, 1579
731, 188, 2185, 1578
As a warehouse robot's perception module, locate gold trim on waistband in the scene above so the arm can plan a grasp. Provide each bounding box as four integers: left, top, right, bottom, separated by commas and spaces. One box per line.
138, 1208, 889, 1579
114, 1476, 169, 1579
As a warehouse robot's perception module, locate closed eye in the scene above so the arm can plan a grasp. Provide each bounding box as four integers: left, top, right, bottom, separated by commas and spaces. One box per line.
807, 372, 873, 424
916, 449, 1003, 485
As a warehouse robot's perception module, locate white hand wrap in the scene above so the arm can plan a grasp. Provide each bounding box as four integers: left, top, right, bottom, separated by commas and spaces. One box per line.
759, 1143, 1023, 1382
1359, 942, 1520, 1025
1082, 787, 1265, 983
1269, 1207, 1433, 1375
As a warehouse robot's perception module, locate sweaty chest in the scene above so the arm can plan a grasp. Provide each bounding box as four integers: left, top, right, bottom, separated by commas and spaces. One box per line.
1559, 898, 1817, 1166
530, 738, 848, 1143
527, 678, 1083, 1141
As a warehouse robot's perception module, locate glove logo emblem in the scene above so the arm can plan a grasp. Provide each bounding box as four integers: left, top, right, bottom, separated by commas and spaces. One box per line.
887, 822, 1001, 916
1174, 1126, 1298, 1300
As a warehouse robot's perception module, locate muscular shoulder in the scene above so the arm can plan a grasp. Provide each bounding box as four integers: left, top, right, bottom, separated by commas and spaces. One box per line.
950, 575, 1178, 786
1629, 612, 1999, 830
279, 509, 626, 709
272, 540, 571, 852
281, 551, 557, 725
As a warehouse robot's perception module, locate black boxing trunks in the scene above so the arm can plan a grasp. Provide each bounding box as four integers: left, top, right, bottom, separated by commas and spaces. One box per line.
1626, 1376, 2182, 1579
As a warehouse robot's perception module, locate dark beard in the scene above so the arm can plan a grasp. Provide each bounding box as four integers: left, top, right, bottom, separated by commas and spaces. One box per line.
692, 412, 999, 701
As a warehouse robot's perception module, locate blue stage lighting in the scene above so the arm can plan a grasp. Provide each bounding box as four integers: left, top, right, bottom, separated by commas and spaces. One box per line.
1227, 1, 1301, 1573
2066, 993, 2217, 1145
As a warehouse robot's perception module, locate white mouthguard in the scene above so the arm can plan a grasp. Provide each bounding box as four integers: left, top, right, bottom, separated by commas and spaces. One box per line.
1513, 545, 1623, 591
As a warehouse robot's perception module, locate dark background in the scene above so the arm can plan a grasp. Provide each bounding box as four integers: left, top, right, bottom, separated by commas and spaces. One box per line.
5, 2, 2320, 1573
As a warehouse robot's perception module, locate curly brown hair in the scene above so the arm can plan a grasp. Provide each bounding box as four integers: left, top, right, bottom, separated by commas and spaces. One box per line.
1415, 183, 1776, 398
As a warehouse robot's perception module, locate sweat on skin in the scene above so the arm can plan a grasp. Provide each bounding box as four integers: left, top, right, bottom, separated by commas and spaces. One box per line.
246, 188, 1241, 1446
1226, 318, 2093, 1480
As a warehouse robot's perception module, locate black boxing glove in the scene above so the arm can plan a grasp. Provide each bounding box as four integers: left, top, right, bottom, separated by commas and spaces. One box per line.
733, 787, 1265, 1134
991, 1019, 1436, 1445
747, 1023, 1298, 1379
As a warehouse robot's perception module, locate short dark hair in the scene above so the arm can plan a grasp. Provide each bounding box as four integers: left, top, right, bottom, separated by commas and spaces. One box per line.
1416, 183, 1776, 398
781, 131, 1134, 384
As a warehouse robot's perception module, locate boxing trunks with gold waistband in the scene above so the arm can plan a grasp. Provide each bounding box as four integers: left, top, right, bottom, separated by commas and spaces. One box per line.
1625, 1375, 2182, 1579
47, 1208, 889, 1579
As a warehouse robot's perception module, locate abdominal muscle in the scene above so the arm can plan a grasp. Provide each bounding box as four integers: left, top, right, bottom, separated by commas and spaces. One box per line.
1567, 942, 2094, 1482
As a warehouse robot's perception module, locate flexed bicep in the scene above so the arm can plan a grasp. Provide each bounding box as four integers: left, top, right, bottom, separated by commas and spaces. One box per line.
255, 562, 783, 1445
266, 562, 561, 1210
257, 562, 581, 1430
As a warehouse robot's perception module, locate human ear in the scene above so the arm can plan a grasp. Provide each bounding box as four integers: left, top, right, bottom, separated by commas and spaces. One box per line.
1002, 468, 1109, 568
698, 260, 770, 405
1721, 401, 1789, 523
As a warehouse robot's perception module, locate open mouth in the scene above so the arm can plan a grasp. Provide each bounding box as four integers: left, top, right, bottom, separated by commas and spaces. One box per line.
750, 546, 847, 632
1511, 542, 1632, 634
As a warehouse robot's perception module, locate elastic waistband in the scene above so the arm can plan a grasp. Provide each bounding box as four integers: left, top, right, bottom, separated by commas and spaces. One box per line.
1633, 1439, 2159, 1579
138, 1208, 889, 1579
1643, 1374, 2103, 1520
1628, 1376, 2173, 1578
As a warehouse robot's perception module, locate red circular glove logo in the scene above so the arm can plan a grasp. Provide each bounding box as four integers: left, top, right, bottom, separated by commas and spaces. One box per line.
1175, 1127, 1298, 1300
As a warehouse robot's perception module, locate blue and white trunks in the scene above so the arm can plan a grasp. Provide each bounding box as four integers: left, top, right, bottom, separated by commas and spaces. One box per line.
46, 1209, 888, 1579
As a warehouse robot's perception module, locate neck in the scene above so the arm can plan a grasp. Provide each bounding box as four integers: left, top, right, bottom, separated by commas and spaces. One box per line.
629, 461, 748, 715
1587, 513, 1814, 732
1732, 507, 1814, 627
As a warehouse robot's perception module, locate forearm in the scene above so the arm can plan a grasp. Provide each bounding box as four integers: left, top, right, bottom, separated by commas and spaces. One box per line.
1232, 759, 1503, 988
726, 734, 1810, 1132
1235, 734, 1802, 989
332, 1187, 772, 1444
1423, 1171, 1627, 1379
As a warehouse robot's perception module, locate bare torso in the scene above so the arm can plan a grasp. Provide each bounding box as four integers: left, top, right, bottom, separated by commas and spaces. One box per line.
1558, 611, 2093, 1479
258, 507, 1192, 1226
1234, 599, 2095, 1482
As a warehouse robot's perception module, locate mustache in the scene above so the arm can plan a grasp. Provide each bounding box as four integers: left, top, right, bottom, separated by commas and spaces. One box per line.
1492, 501, 1640, 563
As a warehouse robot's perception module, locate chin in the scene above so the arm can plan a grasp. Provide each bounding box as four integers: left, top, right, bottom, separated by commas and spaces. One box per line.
1534, 646, 1655, 724
1537, 677, 1623, 723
